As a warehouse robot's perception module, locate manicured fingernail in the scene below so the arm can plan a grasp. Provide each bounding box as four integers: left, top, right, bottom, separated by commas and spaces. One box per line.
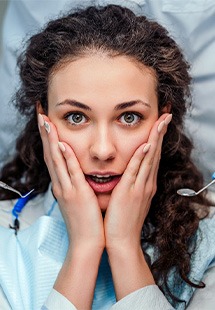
164, 114, 172, 125
44, 121, 50, 134
38, 113, 45, 127
58, 142, 66, 152
157, 120, 165, 133
143, 143, 151, 153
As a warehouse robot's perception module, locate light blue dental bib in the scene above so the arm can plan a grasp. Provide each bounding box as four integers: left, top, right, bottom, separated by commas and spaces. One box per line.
1, 211, 215, 310
0, 216, 116, 310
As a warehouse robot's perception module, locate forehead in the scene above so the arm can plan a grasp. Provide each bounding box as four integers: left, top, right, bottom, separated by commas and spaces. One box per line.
48, 55, 158, 107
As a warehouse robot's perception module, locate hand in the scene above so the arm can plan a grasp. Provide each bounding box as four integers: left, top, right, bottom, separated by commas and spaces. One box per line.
38, 113, 104, 308
38, 114, 105, 252
104, 113, 172, 252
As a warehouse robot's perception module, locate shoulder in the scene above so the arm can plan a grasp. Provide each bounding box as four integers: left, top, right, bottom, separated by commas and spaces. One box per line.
0, 198, 16, 228
198, 201, 215, 243
195, 191, 215, 242
191, 203, 215, 272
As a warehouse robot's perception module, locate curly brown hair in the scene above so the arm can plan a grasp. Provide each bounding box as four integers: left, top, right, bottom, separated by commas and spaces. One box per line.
0, 4, 210, 306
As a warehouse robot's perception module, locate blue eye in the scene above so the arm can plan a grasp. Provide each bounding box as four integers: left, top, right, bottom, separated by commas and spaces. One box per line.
66, 112, 87, 125
119, 112, 142, 126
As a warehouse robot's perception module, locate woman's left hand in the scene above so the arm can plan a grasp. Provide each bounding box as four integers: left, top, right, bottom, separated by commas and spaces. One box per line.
104, 113, 171, 300
104, 113, 171, 252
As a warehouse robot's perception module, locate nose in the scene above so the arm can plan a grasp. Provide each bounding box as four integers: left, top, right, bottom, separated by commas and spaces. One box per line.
90, 125, 116, 161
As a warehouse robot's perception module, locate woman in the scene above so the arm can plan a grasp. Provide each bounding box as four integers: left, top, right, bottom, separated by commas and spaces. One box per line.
0, 5, 214, 310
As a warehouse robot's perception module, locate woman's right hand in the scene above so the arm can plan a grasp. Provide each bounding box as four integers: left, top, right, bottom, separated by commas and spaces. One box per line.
38, 113, 104, 308
38, 113, 105, 253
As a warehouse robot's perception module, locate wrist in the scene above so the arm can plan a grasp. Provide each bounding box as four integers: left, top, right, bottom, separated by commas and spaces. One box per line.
107, 245, 155, 301
67, 230, 105, 253
106, 237, 140, 255
67, 242, 104, 263
107, 242, 145, 267
54, 245, 103, 308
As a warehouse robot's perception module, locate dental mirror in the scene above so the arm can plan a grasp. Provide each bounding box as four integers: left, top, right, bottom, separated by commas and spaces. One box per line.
177, 172, 215, 197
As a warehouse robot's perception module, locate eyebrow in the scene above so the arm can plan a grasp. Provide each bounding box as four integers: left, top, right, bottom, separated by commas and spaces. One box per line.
56, 99, 91, 110
56, 99, 151, 110
114, 100, 151, 110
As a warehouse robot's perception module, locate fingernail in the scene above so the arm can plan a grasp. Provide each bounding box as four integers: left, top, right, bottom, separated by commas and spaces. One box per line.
143, 143, 151, 153
157, 120, 165, 133
58, 141, 66, 152
44, 121, 50, 134
38, 113, 45, 127
164, 114, 172, 126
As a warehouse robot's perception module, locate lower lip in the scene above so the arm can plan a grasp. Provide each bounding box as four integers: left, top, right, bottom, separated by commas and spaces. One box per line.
85, 176, 121, 193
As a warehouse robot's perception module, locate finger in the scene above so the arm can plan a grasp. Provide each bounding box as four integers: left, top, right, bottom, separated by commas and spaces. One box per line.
116, 142, 151, 191
58, 141, 88, 188
136, 113, 172, 187
42, 117, 73, 191
148, 113, 172, 180
141, 133, 163, 196
150, 123, 166, 179
38, 114, 60, 187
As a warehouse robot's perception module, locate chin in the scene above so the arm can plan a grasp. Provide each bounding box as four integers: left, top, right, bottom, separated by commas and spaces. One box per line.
96, 193, 111, 212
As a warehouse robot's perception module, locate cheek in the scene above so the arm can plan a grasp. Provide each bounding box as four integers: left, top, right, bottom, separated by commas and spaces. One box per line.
119, 130, 150, 161
57, 128, 88, 159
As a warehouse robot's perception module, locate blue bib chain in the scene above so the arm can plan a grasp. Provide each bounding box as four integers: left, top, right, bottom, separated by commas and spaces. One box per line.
10, 194, 34, 235
0, 181, 58, 234
9, 194, 57, 235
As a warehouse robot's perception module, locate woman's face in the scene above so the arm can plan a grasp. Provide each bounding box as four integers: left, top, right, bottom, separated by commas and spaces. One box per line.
47, 55, 159, 211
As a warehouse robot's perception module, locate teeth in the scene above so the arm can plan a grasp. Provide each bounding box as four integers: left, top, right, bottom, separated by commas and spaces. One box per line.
92, 174, 111, 178
90, 175, 113, 183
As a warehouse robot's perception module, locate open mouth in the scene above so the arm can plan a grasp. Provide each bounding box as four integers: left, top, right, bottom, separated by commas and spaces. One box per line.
90, 175, 115, 183
85, 174, 122, 193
